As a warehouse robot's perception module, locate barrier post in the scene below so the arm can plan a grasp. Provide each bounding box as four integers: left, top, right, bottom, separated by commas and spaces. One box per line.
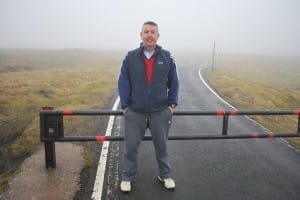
297, 115, 300, 134
222, 114, 229, 135
40, 106, 64, 168
44, 141, 56, 168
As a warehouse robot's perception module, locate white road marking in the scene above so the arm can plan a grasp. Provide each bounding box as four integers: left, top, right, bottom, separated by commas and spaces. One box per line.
198, 68, 236, 110
198, 67, 273, 130
91, 96, 120, 200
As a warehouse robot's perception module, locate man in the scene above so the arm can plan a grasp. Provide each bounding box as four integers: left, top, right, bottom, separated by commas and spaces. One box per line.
118, 21, 179, 192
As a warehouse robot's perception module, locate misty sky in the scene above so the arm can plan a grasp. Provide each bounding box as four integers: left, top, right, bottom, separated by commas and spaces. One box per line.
0, 0, 299, 55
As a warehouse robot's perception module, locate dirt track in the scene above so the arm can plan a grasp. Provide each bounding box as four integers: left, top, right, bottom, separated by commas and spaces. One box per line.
0, 143, 85, 200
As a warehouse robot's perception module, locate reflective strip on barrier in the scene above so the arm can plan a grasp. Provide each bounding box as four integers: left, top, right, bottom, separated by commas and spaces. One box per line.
96, 135, 106, 142
268, 132, 275, 138
63, 109, 73, 115
251, 133, 259, 138
293, 109, 300, 115
216, 110, 225, 115
230, 110, 237, 115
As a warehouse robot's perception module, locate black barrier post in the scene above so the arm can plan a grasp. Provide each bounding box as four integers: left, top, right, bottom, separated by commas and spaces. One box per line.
297, 115, 300, 134
40, 106, 55, 168
44, 142, 56, 168
222, 114, 229, 135
40, 106, 64, 168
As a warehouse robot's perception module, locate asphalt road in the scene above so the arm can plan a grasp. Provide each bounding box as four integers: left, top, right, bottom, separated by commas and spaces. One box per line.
99, 59, 300, 200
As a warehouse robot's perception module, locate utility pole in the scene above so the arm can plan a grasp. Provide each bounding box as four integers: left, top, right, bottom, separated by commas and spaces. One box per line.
211, 41, 215, 70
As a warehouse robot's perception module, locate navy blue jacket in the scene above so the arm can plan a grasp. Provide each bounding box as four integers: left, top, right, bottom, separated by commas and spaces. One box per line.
118, 45, 179, 113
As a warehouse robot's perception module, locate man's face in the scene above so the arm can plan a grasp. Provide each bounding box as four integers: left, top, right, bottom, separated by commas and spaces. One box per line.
140, 24, 159, 50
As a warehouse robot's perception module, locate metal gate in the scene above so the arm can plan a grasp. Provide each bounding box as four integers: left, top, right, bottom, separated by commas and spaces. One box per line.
40, 107, 300, 168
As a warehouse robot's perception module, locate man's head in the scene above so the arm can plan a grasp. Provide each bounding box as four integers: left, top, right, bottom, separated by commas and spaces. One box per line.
140, 21, 160, 51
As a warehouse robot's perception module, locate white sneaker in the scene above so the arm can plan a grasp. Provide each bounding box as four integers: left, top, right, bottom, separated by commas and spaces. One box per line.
158, 176, 176, 190
120, 181, 131, 192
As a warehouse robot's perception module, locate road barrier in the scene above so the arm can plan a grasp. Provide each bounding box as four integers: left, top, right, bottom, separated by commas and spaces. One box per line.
40, 107, 300, 168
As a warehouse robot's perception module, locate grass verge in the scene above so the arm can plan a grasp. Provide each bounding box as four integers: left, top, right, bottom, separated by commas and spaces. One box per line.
202, 53, 300, 149
0, 49, 121, 193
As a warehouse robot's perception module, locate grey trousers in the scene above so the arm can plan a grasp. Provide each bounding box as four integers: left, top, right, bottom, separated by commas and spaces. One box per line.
122, 108, 173, 181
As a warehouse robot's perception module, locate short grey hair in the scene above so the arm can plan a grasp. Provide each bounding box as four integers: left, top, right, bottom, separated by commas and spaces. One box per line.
143, 21, 158, 27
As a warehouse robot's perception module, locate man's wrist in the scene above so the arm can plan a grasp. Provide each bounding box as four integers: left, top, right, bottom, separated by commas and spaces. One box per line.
169, 104, 176, 109
122, 107, 128, 114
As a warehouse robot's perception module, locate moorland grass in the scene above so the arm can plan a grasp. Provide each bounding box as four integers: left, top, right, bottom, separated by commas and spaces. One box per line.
0, 49, 121, 193
203, 53, 300, 149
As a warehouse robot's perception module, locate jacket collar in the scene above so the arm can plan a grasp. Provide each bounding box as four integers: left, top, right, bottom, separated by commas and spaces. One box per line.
138, 43, 162, 56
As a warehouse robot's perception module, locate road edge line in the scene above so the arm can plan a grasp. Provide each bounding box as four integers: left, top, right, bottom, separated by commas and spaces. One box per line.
91, 96, 120, 200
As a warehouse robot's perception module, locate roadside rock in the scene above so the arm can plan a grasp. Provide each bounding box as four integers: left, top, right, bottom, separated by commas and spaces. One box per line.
0, 143, 85, 200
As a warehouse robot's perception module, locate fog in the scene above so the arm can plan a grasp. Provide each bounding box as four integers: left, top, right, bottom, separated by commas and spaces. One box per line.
0, 0, 299, 56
